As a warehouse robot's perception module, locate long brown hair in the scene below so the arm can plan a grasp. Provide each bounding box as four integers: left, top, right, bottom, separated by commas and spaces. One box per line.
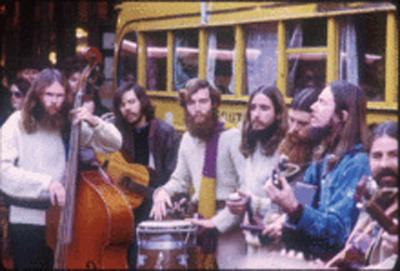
21, 68, 69, 134
314, 80, 370, 165
240, 86, 287, 158
113, 82, 155, 126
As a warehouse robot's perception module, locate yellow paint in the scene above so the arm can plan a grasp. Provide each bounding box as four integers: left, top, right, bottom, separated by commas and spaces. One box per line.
199, 29, 208, 80
385, 12, 398, 106
327, 17, 338, 83
277, 21, 286, 94
137, 32, 146, 87
167, 31, 174, 92
234, 25, 245, 97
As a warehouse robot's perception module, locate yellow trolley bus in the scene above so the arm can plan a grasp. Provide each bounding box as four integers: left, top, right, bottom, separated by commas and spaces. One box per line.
113, 1, 398, 131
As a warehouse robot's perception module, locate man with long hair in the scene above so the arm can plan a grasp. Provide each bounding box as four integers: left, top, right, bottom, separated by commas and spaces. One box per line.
226, 86, 287, 268
150, 78, 245, 269
112, 82, 180, 268
0, 68, 122, 269
327, 121, 398, 269
265, 80, 371, 261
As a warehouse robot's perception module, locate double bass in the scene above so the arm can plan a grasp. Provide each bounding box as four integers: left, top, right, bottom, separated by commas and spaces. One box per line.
46, 48, 133, 269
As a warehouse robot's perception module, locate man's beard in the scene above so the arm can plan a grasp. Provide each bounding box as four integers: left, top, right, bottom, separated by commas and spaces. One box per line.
249, 121, 278, 143
127, 112, 144, 128
307, 122, 333, 145
375, 168, 398, 188
34, 103, 68, 132
185, 108, 218, 141
278, 132, 314, 165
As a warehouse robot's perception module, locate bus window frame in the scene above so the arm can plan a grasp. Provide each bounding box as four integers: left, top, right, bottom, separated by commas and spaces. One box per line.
114, 2, 398, 124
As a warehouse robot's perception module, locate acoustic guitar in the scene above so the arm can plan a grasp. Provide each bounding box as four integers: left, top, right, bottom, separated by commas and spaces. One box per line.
96, 151, 154, 209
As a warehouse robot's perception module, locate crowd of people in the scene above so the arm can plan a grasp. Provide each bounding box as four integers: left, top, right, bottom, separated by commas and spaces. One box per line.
0, 57, 398, 270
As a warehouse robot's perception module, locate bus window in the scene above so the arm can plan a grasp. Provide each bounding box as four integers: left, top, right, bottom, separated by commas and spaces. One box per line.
146, 31, 167, 91
287, 55, 326, 96
207, 27, 235, 95
286, 18, 327, 48
244, 23, 277, 95
286, 18, 327, 97
174, 29, 199, 90
339, 14, 386, 101
118, 32, 137, 86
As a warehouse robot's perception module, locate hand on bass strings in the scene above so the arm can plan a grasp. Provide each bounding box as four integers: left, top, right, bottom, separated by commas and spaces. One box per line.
264, 176, 299, 215
150, 187, 172, 220
48, 180, 66, 207
71, 106, 99, 127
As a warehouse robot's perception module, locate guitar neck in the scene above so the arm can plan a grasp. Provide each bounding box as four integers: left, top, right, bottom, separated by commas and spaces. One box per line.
120, 176, 155, 199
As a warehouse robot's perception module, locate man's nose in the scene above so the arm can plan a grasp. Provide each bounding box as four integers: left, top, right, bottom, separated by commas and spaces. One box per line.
253, 108, 261, 118
194, 102, 202, 112
289, 123, 298, 134
50, 96, 59, 103
378, 156, 391, 169
310, 102, 317, 113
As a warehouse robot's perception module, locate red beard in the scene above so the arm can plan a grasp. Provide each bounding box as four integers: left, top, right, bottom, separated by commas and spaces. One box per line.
278, 134, 314, 165
184, 108, 219, 141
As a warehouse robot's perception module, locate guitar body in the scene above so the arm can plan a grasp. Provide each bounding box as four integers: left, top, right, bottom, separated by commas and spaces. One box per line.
96, 151, 151, 209
46, 169, 133, 269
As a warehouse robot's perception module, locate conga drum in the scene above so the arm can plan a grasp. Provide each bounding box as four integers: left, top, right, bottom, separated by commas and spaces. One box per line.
136, 220, 198, 269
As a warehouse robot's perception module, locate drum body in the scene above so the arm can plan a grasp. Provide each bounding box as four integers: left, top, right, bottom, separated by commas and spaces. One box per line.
136, 220, 198, 269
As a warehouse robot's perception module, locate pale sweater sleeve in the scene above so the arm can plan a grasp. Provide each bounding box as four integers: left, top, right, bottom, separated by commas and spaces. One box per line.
80, 116, 122, 153
162, 133, 191, 195
211, 128, 245, 233
0, 113, 52, 199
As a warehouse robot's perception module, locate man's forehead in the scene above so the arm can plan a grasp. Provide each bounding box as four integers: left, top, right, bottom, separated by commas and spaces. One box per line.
189, 87, 210, 100
319, 87, 334, 102
370, 136, 398, 153
289, 109, 310, 121
122, 89, 137, 101
44, 82, 65, 94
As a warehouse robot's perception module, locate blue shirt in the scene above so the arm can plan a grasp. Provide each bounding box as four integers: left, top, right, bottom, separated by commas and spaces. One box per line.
286, 144, 370, 259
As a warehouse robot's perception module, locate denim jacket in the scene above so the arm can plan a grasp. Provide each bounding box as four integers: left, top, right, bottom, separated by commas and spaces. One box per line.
285, 144, 370, 259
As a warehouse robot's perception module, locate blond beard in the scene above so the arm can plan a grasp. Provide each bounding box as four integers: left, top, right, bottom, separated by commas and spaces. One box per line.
36, 103, 68, 132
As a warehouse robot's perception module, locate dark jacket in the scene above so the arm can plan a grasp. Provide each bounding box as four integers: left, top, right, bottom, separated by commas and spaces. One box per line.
116, 118, 181, 222
118, 118, 180, 187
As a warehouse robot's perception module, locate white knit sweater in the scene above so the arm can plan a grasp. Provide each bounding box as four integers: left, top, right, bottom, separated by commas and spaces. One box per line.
162, 127, 246, 233
0, 111, 122, 225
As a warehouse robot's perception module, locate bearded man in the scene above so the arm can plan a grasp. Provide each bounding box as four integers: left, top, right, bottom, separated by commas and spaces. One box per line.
265, 80, 371, 261
0, 68, 122, 269
327, 121, 398, 269
112, 82, 180, 268
278, 87, 320, 170
226, 85, 288, 268
150, 78, 245, 269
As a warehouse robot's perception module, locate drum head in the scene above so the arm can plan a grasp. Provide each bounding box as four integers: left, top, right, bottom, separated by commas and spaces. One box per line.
139, 220, 191, 228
